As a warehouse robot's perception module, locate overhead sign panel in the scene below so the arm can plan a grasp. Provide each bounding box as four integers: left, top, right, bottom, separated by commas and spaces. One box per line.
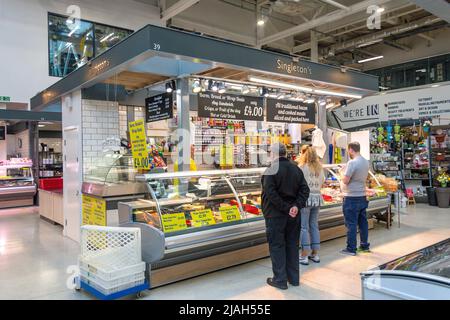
266, 99, 316, 124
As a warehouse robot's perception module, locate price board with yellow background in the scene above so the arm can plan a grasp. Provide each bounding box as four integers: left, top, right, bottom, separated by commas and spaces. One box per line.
161, 212, 188, 233
129, 119, 150, 170
190, 209, 216, 228
82, 194, 107, 226
219, 206, 241, 223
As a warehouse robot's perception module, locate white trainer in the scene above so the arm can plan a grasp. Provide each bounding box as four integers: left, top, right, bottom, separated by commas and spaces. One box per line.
309, 255, 320, 263
299, 256, 309, 265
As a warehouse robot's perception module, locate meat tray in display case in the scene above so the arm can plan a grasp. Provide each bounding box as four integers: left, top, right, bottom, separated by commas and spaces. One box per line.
0, 160, 36, 208
361, 238, 450, 299
118, 165, 390, 288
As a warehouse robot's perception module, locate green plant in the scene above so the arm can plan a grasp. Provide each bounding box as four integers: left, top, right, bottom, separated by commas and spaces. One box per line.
436, 171, 450, 187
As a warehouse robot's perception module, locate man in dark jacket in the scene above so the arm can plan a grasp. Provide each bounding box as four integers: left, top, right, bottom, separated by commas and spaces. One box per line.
262, 143, 310, 290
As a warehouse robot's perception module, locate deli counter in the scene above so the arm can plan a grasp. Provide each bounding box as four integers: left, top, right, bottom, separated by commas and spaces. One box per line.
0, 161, 36, 209
118, 165, 391, 287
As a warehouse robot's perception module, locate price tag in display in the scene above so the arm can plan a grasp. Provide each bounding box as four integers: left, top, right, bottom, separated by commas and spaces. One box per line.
190, 209, 216, 227
161, 212, 188, 233
219, 206, 241, 223
82, 194, 106, 226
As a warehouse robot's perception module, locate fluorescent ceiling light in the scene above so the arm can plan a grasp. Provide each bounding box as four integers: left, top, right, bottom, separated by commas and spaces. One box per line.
377, 7, 385, 13
358, 55, 384, 63
357, 39, 383, 48
257, 19, 265, 26
100, 33, 115, 43
249, 76, 313, 92
313, 89, 362, 99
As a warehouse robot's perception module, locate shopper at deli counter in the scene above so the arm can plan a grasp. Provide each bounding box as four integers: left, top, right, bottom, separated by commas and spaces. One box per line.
297, 146, 325, 266
262, 143, 310, 290
339, 142, 371, 256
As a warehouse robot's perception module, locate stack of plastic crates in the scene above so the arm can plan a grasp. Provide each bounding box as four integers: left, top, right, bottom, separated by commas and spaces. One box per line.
79, 226, 146, 297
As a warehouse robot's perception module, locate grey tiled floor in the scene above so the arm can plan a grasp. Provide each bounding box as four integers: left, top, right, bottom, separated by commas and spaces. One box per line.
0, 204, 448, 300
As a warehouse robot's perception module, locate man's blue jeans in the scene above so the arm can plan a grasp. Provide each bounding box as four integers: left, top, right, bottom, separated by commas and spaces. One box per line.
343, 196, 370, 253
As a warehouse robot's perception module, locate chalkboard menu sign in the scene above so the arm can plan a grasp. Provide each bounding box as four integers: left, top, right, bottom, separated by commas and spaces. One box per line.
266, 99, 315, 124
145, 93, 173, 123
198, 92, 264, 121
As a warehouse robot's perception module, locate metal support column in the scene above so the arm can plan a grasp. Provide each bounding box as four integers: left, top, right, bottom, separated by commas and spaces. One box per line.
317, 103, 329, 164
310, 30, 319, 63
176, 78, 191, 172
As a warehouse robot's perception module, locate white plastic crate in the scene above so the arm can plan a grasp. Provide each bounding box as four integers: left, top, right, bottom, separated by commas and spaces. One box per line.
80, 267, 145, 289
80, 225, 142, 269
81, 274, 145, 296
79, 260, 146, 281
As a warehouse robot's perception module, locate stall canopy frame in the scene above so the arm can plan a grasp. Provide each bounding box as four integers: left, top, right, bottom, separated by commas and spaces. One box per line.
31, 24, 379, 110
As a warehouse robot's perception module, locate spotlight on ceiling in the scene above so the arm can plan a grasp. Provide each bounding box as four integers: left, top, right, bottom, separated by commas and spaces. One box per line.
166, 80, 176, 93
260, 87, 269, 98
192, 80, 202, 93
242, 85, 250, 95
218, 82, 226, 94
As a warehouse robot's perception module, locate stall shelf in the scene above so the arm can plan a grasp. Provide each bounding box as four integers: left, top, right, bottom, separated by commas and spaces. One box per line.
0, 162, 36, 208
118, 165, 390, 288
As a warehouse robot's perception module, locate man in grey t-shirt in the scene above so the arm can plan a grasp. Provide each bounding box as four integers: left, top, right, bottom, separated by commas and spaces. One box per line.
339, 142, 370, 256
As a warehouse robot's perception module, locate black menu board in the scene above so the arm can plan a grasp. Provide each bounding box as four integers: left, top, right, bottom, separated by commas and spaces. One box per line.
145, 93, 173, 123
198, 92, 264, 121
266, 99, 315, 124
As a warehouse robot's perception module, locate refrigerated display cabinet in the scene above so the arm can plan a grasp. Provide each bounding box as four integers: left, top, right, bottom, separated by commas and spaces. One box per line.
118, 165, 390, 288
0, 164, 36, 208
361, 238, 450, 300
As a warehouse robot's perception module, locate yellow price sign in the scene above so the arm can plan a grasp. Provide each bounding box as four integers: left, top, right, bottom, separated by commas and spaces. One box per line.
219, 206, 241, 223
129, 119, 150, 170
161, 212, 188, 233
82, 194, 106, 226
220, 144, 233, 167
190, 209, 216, 227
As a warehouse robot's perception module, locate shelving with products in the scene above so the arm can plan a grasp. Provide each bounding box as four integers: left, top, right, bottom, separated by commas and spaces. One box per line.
429, 127, 450, 186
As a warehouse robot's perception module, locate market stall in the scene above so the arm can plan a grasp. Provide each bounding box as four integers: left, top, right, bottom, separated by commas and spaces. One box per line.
117, 165, 390, 287
29, 24, 379, 244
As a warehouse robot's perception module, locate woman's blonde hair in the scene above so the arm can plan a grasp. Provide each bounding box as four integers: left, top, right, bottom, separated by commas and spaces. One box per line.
298, 145, 322, 174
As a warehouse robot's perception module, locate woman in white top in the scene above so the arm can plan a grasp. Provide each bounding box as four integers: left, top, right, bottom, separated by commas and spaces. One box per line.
297, 145, 325, 265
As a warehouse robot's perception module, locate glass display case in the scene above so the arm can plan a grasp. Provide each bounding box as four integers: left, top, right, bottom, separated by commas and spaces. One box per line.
82, 153, 149, 197
361, 238, 450, 300
0, 163, 36, 208
118, 165, 391, 288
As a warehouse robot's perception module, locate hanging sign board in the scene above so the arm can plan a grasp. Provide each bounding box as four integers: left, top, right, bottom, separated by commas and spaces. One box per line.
82, 195, 107, 226
0, 96, 11, 102
219, 206, 241, 223
190, 209, 216, 227
129, 119, 150, 169
266, 99, 316, 124
198, 92, 264, 121
161, 212, 188, 233
145, 93, 173, 123
333, 85, 450, 130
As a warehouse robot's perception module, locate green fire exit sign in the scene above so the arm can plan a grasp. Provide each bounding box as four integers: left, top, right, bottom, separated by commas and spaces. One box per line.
0, 96, 11, 102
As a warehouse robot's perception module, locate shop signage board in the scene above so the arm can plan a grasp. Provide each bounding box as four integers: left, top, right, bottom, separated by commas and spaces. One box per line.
161, 212, 188, 233
129, 119, 150, 169
82, 195, 107, 226
190, 209, 216, 227
145, 93, 173, 123
219, 206, 241, 223
333, 85, 450, 129
198, 92, 264, 121
0, 96, 10, 102
266, 99, 316, 124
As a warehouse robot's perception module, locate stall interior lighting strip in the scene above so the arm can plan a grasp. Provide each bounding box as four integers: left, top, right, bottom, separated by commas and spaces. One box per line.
248, 76, 313, 93
313, 89, 362, 99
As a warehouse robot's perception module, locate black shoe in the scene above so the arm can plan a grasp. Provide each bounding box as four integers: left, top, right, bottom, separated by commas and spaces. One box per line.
288, 280, 300, 287
357, 247, 371, 253
267, 278, 288, 290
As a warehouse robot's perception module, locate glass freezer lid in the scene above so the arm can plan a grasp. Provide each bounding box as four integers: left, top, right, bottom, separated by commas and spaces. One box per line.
379, 238, 450, 279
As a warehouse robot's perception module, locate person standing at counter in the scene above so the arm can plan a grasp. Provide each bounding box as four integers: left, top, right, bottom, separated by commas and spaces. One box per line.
297, 145, 325, 265
339, 142, 371, 256
262, 143, 310, 290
